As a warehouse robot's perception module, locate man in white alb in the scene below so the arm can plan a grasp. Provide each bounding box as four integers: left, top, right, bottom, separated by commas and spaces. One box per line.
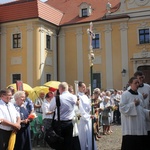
134, 71, 150, 135
77, 81, 97, 150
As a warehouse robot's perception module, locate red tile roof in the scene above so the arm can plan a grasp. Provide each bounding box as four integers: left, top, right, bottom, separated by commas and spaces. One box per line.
37, 0, 63, 26
0, 0, 38, 23
0, 0, 126, 26
0, 0, 63, 26
45, 0, 122, 26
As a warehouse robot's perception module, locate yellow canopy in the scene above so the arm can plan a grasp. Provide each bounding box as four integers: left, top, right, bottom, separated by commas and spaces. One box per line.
28, 86, 49, 102
43, 81, 60, 89
7, 83, 33, 93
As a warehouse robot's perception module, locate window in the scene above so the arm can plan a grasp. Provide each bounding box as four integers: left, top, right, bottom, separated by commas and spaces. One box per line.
46, 35, 51, 50
12, 33, 21, 48
92, 34, 100, 49
139, 29, 150, 44
46, 74, 51, 82
82, 8, 88, 17
79, 2, 92, 17
12, 74, 21, 83
93, 73, 101, 89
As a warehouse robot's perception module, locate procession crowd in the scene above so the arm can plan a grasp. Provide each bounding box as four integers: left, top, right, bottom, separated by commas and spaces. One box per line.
0, 70, 150, 150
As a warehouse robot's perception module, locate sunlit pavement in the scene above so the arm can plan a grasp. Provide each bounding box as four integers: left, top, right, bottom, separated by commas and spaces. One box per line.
32, 124, 122, 150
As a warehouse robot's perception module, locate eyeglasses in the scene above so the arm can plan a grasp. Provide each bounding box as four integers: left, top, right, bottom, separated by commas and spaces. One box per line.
3, 94, 12, 97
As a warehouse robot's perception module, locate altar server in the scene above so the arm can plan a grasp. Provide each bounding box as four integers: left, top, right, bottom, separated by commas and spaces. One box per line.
120, 77, 150, 150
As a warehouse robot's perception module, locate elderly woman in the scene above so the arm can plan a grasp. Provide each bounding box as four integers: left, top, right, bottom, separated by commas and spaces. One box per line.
120, 77, 150, 150
14, 91, 32, 150
100, 94, 113, 135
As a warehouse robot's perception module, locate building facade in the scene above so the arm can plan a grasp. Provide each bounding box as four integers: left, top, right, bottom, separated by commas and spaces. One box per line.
0, 0, 150, 90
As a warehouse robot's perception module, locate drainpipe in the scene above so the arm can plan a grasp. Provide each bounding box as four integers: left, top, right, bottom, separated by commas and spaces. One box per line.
56, 26, 61, 81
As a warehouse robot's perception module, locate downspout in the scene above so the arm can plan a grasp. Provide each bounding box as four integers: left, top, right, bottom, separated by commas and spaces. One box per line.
56, 26, 61, 81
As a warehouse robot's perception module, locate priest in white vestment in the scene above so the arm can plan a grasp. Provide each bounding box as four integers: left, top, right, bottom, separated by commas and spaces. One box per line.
77, 81, 97, 150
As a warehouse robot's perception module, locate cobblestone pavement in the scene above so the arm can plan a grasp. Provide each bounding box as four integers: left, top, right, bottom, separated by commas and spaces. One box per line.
97, 125, 122, 150
32, 124, 122, 150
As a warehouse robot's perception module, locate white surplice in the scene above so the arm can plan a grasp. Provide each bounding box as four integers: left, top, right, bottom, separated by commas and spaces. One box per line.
78, 92, 97, 150
138, 83, 150, 131
119, 90, 150, 136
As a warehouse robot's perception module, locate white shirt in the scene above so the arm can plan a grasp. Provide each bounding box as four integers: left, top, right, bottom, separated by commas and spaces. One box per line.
34, 98, 44, 113
10, 95, 15, 104
119, 90, 150, 136
52, 91, 77, 121
111, 94, 121, 105
138, 83, 150, 109
0, 99, 20, 131
42, 99, 56, 119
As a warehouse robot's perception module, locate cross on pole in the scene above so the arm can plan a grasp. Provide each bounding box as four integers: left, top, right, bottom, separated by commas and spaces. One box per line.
87, 22, 95, 66
87, 22, 95, 50
87, 22, 95, 150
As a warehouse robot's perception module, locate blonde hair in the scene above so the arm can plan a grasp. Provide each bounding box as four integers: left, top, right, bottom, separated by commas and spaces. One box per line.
59, 82, 68, 91
105, 91, 111, 96
93, 88, 101, 95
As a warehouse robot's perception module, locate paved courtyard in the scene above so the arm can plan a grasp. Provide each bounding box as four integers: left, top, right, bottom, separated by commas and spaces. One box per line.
32, 124, 122, 150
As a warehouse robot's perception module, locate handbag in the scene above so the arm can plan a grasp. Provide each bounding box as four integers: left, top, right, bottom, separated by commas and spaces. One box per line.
44, 95, 64, 149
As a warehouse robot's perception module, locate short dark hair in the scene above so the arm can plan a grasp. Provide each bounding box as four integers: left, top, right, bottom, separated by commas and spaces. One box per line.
114, 89, 118, 92
134, 71, 144, 77
128, 77, 137, 84
0, 89, 11, 97
78, 81, 83, 87
45, 93, 50, 98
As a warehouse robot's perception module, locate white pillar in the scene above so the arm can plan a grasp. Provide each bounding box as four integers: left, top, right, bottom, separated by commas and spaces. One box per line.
26, 23, 33, 86
76, 27, 83, 81
74, 80, 78, 95
104, 24, 113, 89
120, 22, 129, 88
40, 25, 45, 85
59, 30, 66, 81
0, 27, 7, 89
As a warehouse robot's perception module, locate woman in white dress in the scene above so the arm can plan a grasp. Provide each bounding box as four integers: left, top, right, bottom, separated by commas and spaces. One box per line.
119, 77, 150, 150
78, 81, 97, 150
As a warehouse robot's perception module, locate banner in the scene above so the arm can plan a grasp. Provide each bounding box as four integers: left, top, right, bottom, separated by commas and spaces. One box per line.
16, 80, 23, 91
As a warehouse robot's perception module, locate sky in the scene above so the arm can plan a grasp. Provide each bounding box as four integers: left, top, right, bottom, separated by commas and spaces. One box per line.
0, 0, 47, 4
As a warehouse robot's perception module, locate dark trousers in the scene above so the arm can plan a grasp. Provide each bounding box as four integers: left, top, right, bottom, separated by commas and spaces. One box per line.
43, 118, 53, 135
14, 125, 32, 150
0, 129, 12, 150
114, 106, 121, 124
121, 135, 149, 150
72, 136, 81, 150
55, 121, 73, 150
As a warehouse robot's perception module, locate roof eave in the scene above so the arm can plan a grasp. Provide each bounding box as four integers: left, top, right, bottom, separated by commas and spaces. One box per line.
59, 15, 130, 27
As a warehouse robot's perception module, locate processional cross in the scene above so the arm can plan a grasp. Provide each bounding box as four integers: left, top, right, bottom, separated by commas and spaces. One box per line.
87, 22, 95, 66
87, 22, 95, 150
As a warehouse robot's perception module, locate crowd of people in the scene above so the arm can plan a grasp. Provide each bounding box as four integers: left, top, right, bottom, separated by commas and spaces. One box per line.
0, 70, 150, 150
